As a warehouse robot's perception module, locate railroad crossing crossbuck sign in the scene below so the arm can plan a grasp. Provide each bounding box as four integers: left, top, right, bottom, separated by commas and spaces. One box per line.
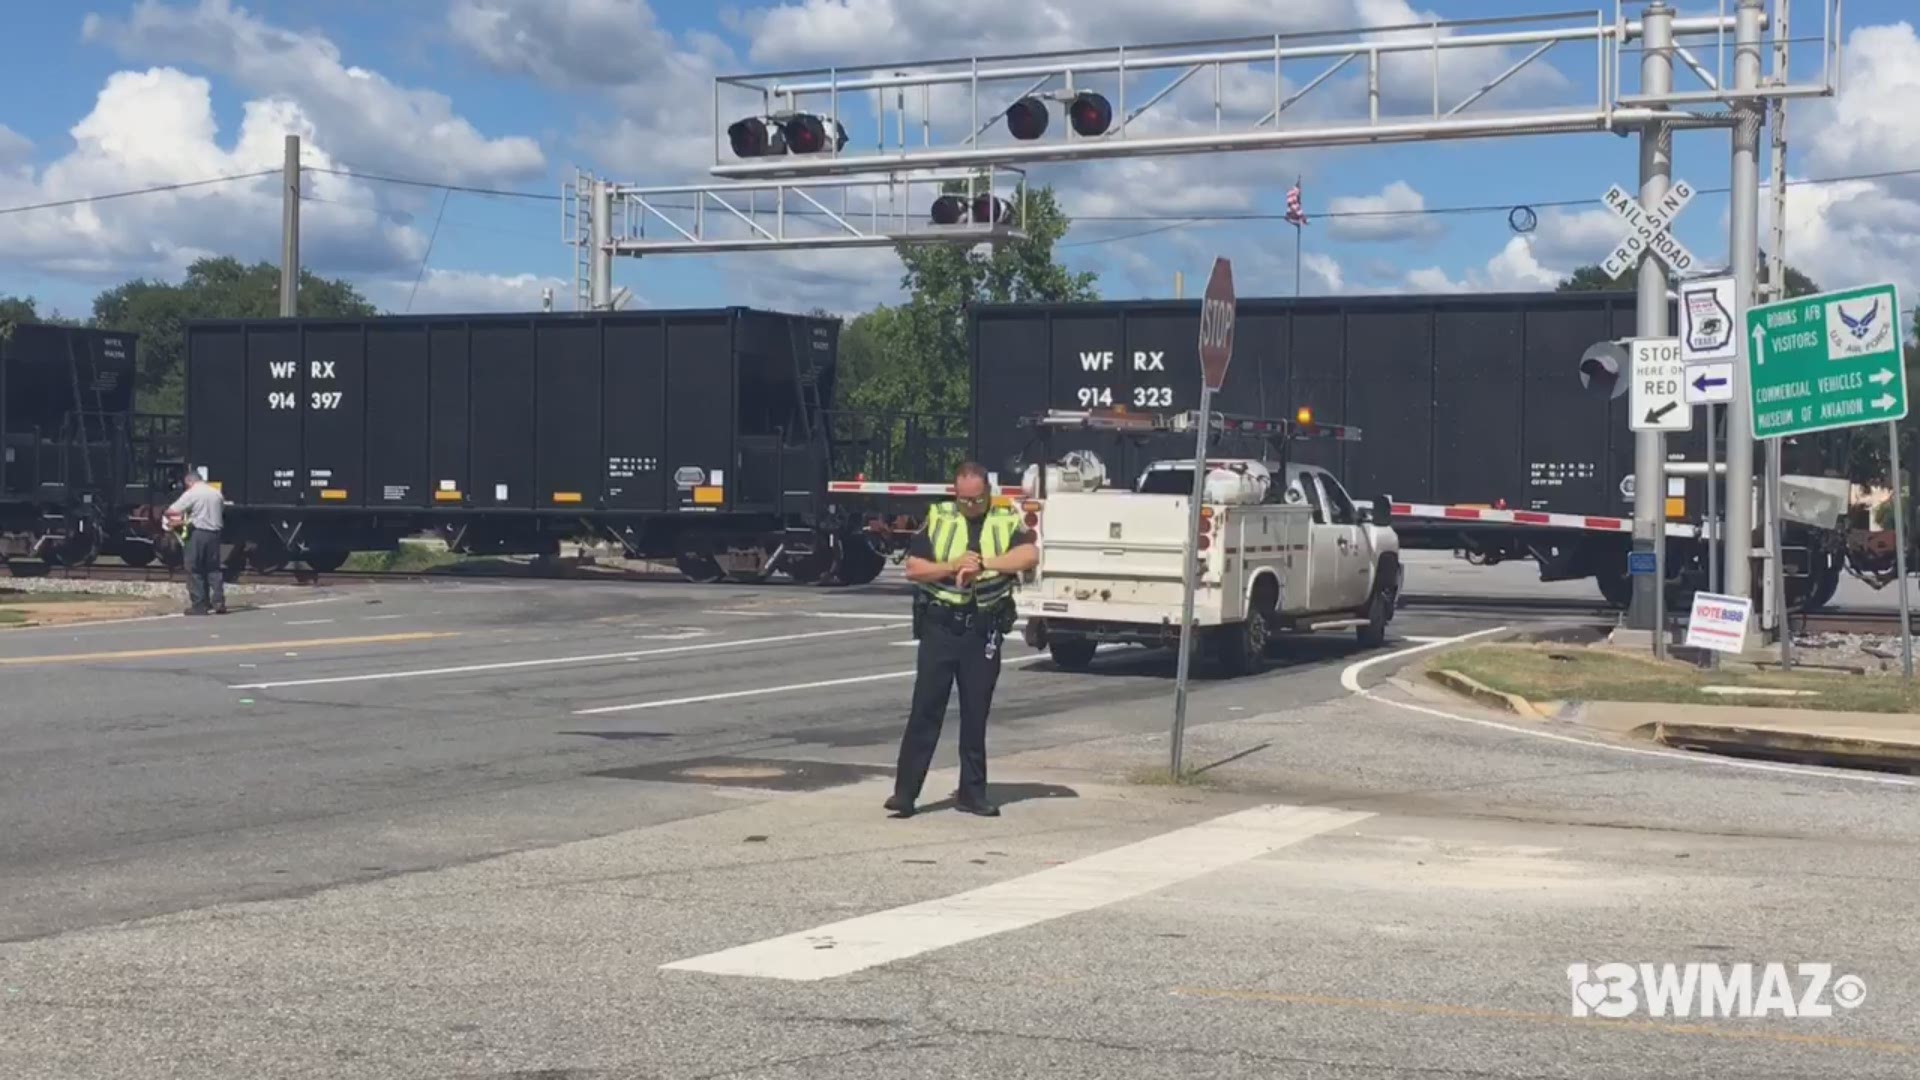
1600, 180, 1698, 280
1747, 283, 1907, 439
1629, 337, 1691, 432
1199, 257, 1236, 392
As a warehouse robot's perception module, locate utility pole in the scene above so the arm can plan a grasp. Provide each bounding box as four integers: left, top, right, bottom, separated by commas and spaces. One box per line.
1628, 2, 1674, 647
1725, 0, 1764, 607
589, 180, 614, 311
280, 134, 300, 317
1765, 0, 1793, 658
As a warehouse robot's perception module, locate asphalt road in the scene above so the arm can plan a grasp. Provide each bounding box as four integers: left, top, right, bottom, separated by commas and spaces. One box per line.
2, 556, 1916, 1078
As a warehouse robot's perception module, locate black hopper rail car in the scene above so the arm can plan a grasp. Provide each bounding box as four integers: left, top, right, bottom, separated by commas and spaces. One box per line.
184, 307, 891, 583
1, 322, 174, 567
956, 291, 1853, 610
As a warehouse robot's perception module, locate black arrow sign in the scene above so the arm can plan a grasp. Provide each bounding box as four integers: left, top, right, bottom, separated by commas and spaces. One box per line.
1645, 401, 1679, 424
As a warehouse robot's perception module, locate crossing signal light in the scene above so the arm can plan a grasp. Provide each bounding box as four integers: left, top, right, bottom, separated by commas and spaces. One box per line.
727, 113, 848, 158
972, 194, 1013, 224
930, 193, 1016, 225
728, 117, 780, 158
1006, 97, 1050, 140
1068, 91, 1112, 136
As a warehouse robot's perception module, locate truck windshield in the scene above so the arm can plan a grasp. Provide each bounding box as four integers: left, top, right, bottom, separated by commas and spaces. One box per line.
1137, 468, 1195, 495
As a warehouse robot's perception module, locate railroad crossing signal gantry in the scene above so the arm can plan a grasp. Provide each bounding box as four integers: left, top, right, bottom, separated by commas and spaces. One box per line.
705, 3, 1840, 181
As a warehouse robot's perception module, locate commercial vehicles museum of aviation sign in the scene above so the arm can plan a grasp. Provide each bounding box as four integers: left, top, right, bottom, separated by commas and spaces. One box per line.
1747, 283, 1906, 439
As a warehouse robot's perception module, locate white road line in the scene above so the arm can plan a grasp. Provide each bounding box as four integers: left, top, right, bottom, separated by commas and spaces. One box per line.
229, 624, 895, 691
660, 803, 1373, 982
364, 614, 408, 621
1342, 627, 1920, 788
257, 597, 347, 611
575, 653, 1050, 714
792, 612, 913, 622
1402, 635, 1451, 644
284, 619, 335, 626
1339, 626, 1511, 693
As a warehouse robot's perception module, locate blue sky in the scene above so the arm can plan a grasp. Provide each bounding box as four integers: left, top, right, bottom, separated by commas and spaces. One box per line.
0, 0, 1914, 321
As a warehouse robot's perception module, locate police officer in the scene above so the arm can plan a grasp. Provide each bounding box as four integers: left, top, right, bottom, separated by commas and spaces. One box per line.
163, 466, 229, 616
886, 462, 1039, 818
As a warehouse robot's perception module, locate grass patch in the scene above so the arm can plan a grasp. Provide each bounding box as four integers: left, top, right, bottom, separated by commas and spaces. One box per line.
342, 546, 464, 573
0, 590, 115, 605
1440, 643, 1920, 715
0, 609, 24, 626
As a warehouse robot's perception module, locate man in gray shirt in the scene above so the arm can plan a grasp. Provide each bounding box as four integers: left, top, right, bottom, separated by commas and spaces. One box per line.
165, 467, 228, 615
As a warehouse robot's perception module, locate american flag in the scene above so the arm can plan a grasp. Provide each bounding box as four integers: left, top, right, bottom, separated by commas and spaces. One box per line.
1285, 181, 1307, 226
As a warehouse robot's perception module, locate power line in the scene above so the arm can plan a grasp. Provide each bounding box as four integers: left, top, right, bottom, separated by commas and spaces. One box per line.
0, 169, 278, 216
307, 165, 561, 202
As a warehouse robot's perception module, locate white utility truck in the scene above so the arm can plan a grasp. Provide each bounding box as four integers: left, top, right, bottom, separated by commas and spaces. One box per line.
1013, 408, 1402, 676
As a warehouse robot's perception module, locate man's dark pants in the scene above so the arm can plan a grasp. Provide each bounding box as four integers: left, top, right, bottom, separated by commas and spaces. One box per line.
185, 528, 225, 613
894, 608, 1004, 806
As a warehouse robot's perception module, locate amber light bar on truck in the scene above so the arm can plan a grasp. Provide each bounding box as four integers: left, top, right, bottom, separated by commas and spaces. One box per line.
1022, 406, 1362, 442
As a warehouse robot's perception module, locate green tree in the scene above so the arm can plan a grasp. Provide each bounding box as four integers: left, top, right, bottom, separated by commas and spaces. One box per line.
92, 256, 376, 414
843, 183, 1096, 421
1556, 256, 1820, 298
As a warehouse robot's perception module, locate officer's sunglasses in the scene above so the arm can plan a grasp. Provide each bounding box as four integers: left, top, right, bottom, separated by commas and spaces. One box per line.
955, 494, 990, 508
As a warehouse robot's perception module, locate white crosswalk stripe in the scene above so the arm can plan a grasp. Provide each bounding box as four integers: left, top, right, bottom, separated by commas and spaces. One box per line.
660, 802, 1372, 982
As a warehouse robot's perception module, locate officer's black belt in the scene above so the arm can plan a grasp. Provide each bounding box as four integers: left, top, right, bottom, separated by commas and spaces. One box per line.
923, 601, 1013, 634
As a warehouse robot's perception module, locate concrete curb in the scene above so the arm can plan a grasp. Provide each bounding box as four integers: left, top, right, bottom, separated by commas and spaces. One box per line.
1652, 721, 1920, 773
1426, 669, 1548, 721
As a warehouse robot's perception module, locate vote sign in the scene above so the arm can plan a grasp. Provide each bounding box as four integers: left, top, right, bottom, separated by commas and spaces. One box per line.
1747, 283, 1906, 439
1199, 257, 1236, 393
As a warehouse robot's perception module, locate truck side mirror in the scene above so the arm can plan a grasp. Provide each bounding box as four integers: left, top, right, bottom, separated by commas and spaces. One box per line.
1371, 495, 1392, 525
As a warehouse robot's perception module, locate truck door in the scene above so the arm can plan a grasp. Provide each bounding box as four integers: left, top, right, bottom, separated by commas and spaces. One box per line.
1314, 472, 1375, 609
1294, 470, 1341, 612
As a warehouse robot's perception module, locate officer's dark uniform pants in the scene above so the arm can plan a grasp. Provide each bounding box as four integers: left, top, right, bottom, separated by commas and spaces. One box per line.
894, 610, 1003, 805
185, 528, 225, 612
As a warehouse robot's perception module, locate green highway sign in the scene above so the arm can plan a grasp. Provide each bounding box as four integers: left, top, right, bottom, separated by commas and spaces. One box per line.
1747, 282, 1906, 440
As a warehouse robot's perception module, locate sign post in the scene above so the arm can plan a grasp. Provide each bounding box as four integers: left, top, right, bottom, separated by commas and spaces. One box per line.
1602, 172, 1696, 650
1682, 274, 1738, 665
1172, 257, 1235, 776
1629, 336, 1688, 660
1746, 282, 1909, 673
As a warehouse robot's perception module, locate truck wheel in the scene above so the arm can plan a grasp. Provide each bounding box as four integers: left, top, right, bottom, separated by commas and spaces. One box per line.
1211, 602, 1273, 677
1048, 639, 1097, 670
1357, 587, 1392, 648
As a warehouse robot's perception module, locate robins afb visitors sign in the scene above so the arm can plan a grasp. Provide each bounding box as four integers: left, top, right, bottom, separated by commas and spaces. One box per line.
1747, 283, 1906, 439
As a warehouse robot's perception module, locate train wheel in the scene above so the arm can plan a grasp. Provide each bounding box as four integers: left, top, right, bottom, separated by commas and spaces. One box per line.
835, 533, 886, 587
676, 552, 724, 583
302, 550, 349, 573
1807, 562, 1843, 611
782, 535, 841, 586
155, 531, 185, 570
1595, 569, 1631, 609
118, 540, 156, 568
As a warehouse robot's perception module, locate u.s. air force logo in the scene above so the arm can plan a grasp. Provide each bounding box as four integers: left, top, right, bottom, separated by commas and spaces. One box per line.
1827, 297, 1892, 360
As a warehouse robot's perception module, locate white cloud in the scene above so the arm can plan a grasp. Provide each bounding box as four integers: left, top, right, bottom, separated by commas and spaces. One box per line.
0, 125, 31, 168
1326, 180, 1443, 243
1401, 235, 1561, 294
1302, 251, 1345, 293
711, 247, 907, 316
364, 268, 574, 315
1778, 21, 1920, 305
82, 0, 544, 185
446, 0, 732, 181
0, 68, 423, 284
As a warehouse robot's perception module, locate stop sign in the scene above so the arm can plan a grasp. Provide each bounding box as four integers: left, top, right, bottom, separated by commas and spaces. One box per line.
1198, 257, 1235, 392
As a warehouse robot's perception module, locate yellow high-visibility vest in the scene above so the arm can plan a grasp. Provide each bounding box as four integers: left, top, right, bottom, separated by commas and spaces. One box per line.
921, 502, 1020, 608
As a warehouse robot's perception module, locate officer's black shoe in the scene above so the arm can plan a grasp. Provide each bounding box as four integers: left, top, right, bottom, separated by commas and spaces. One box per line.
184, 607, 209, 616
954, 798, 1000, 817
884, 794, 915, 817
